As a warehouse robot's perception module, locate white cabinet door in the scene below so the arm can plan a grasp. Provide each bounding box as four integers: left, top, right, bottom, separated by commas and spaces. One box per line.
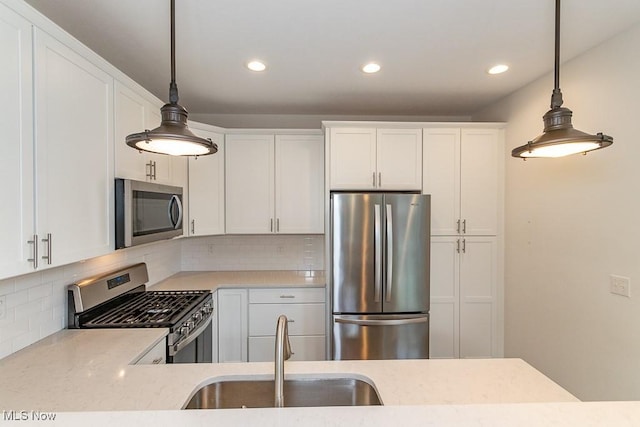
429, 237, 459, 359
459, 237, 498, 358
217, 289, 248, 362
376, 128, 422, 190
423, 128, 461, 236
275, 135, 324, 234
460, 129, 499, 236
211, 291, 219, 363
0, 6, 34, 278
423, 128, 500, 236
114, 82, 174, 184
34, 29, 114, 267
249, 336, 326, 362
188, 127, 225, 236
225, 134, 275, 234
329, 128, 377, 190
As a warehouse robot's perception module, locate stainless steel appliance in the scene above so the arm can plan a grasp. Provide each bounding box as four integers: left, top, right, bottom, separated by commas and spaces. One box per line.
331, 193, 430, 360
68, 263, 212, 363
115, 179, 183, 249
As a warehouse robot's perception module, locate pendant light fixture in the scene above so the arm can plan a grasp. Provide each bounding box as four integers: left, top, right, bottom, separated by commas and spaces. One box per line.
511, 0, 612, 159
126, 0, 217, 157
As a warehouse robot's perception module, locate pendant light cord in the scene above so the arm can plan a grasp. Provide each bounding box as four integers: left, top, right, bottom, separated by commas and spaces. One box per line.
169, 0, 179, 104
550, 0, 563, 109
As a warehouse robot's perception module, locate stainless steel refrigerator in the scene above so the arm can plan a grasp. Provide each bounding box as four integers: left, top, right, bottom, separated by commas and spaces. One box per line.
331, 192, 430, 360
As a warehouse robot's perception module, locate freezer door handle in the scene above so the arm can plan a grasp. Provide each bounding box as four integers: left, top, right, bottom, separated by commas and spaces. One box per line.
374, 204, 382, 303
334, 315, 428, 326
385, 204, 393, 302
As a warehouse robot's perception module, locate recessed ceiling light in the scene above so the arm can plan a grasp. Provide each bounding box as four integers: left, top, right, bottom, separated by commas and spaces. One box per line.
487, 64, 509, 75
362, 63, 381, 74
247, 60, 266, 72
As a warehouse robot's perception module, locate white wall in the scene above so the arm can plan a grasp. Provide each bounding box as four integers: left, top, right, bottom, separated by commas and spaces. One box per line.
473, 23, 640, 401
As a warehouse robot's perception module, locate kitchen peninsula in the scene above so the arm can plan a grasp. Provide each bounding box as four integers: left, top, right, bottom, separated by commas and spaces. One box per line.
2, 326, 640, 426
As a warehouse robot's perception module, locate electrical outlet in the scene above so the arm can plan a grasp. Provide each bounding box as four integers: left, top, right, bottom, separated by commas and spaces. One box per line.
610, 275, 631, 298
0, 295, 6, 320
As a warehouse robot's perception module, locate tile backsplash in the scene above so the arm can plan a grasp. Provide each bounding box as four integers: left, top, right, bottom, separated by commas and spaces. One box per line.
181, 234, 325, 271
0, 239, 183, 360
0, 234, 325, 359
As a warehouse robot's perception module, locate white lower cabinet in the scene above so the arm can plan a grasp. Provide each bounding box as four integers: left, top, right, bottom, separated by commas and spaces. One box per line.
216, 287, 326, 363
134, 339, 166, 365
217, 289, 248, 363
430, 236, 498, 359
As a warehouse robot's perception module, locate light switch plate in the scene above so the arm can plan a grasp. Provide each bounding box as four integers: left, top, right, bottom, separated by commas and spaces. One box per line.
610, 275, 631, 298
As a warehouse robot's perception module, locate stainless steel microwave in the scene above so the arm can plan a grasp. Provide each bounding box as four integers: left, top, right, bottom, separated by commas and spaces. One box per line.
115, 179, 183, 249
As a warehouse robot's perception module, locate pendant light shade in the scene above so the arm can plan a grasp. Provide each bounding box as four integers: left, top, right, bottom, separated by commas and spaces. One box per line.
126, 0, 217, 157
511, 0, 612, 159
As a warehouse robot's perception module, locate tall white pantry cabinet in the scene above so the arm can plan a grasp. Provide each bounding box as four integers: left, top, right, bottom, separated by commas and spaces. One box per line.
423, 127, 503, 358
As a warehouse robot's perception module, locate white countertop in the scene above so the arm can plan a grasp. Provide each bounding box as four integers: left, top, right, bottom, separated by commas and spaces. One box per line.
0, 328, 576, 412
150, 270, 325, 291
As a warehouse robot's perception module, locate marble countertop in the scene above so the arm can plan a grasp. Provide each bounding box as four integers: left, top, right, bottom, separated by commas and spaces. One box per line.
0, 329, 577, 413
150, 270, 325, 291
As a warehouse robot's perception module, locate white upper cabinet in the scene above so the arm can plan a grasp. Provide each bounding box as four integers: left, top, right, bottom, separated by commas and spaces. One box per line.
423, 128, 500, 236
226, 134, 275, 234
188, 125, 225, 236
114, 81, 180, 186
33, 28, 114, 267
225, 133, 324, 234
275, 135, 324, 234
329, 127, 422, 190
376, 128, 423, 189
0, 4, 34, 278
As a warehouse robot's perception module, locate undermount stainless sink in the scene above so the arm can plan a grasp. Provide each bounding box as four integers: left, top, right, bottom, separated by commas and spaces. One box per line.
183, 376, 383, 409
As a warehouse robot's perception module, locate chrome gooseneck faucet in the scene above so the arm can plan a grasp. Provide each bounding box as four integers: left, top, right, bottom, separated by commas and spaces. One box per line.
275, 314, 292, 407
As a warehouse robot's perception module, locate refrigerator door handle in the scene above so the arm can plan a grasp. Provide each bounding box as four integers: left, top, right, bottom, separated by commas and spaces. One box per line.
374, 204, 382, 303
385, 204, 393, 302
334, 315, 428, 326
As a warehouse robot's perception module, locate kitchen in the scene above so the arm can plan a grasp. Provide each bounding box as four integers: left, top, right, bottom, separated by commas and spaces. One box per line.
1, 0, 640, 424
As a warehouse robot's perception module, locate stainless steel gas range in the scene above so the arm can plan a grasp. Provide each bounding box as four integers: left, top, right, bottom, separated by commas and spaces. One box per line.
67, 263, 213, 363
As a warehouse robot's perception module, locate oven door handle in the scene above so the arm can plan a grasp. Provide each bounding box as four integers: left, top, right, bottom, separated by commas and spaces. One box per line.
169, 315, 212, 357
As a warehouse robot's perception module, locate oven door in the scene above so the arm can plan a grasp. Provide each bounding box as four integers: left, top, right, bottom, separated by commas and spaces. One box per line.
168, 317, 212, 363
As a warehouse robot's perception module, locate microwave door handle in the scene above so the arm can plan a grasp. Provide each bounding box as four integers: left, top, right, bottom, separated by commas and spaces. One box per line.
168, 195, 183, 229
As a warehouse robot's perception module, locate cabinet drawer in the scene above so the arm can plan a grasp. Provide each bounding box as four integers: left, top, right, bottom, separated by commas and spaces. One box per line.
249, 303, 325, 336
249, 336, 326, 362
133, 339, 166, 365
249, 287, 325, 304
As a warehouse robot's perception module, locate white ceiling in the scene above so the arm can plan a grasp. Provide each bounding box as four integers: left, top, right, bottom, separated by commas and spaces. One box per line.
22, 0, 640, 117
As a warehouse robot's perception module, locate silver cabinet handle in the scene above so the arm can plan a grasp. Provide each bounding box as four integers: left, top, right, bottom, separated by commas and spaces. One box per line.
151, 357, 164, 364
287, 319, 295, 323
27, 234, 38, 269
191, 219, 195, 234
456, 239, 460, 254
372, 172, 376, 187
462, 238, 466, 253
374, 204, 382, 303
456, 219, 461, 234
279, 295, 295, 299
41, 233, 52, 265
462, 219, 466, 234
385, 204, 393, 303
276, 218, 280, 232
378, 172, 382, 187
270, 218, 274, 232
